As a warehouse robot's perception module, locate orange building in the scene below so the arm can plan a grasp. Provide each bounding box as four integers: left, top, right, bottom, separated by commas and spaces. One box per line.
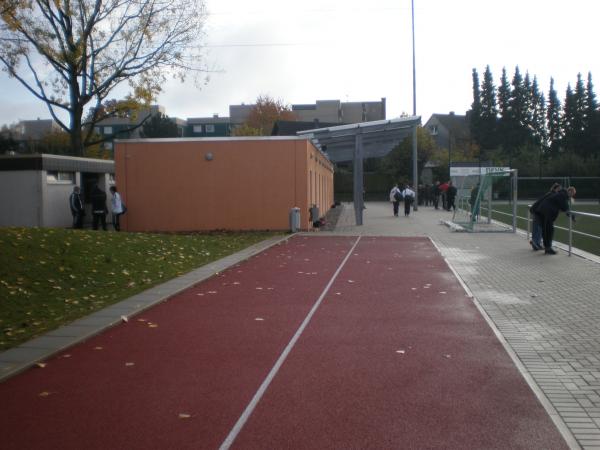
114, 137, 334, 232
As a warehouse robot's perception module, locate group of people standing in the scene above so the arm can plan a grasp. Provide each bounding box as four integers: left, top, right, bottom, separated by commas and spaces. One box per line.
69, 184, 126, 231
529, 183, 576, 255
390, 180, 457, 217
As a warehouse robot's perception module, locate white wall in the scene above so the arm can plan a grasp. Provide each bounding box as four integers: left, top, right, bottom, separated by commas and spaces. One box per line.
0, 171, 42, 226
42, 176, 76, 228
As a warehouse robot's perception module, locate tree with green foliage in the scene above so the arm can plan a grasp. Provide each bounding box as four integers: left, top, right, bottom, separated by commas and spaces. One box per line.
380, 127, 435, 183
232, 95, 296, 136
547, 78, 562, 156
496, 68, 512, 158
479, 65, 498, 151
141, 113, 180, 138
0, 0, 208, 156
469, 68, 483, 145
583, 72, 599, 160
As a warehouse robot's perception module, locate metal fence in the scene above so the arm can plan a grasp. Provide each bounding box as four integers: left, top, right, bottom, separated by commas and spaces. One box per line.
525, 207, 600, 257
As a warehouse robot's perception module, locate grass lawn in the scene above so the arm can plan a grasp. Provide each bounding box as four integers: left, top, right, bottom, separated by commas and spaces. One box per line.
0, 228, 280, 351
484, 203, 600, 256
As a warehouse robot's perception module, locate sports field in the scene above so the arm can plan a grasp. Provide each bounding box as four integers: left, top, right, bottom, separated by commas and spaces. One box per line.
482, 203, 600, 256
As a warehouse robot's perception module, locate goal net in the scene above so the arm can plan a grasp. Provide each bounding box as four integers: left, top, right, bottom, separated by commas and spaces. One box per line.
451, 169, 518, 232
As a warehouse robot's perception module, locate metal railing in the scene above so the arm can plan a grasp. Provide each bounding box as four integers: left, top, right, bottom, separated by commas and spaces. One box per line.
526, 206, 600, 256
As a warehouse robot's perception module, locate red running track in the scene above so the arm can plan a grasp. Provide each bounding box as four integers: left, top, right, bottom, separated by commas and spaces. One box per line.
0, 235, 566, 449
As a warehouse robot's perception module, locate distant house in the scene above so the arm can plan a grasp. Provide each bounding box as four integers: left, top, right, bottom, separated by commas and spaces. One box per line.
0, 154, 114, 228
94, 105, 186, 153
15, 119, 62, 141
424, 112, 472, 158
230, 98, 387, 129
186, 115, 231, 137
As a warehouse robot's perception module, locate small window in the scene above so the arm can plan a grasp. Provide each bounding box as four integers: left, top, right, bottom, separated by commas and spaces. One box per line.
104, 126, 113, 134
205, 124, 215, 133
46, 171, 75, 184
94, 127, 100, 135
104, 141, 113, 150
193, 125, 203, 133
430, 125, 438, 135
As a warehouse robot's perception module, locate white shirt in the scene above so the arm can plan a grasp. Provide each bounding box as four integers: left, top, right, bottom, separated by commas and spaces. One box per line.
402, 188, 415, 198
111, 191, 124, 214
389, 186, 400, 202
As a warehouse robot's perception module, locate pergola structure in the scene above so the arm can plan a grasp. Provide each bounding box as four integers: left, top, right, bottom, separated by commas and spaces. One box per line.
297, 116, 421, 225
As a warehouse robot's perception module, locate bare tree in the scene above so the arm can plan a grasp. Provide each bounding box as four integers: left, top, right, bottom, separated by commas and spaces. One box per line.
0, 0, 208, 155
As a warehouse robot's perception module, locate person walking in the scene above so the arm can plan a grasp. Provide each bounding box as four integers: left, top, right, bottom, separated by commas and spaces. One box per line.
389, 183, 402, 217
469, 183, 481, 221
91, 184, 108, 231
446, 180, 457, 211
537, 186, 576, 255
529, 182, 561, 251
439, 180, 449, 210
402, 184, 415, 216
432, 181, 441, 210
109, 185, 125, 232
69, 186, 85, 229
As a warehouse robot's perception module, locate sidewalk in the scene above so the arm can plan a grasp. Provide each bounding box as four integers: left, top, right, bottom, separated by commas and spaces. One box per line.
326, 202, 600, 450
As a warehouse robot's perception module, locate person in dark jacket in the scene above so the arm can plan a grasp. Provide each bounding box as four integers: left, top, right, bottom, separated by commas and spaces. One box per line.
69, 186, 85, 229
432, 181, 441, 209
536, 186, 576, 254
90, 185, 108, 231
529, 182, 561, 250
446, 181, 457, 211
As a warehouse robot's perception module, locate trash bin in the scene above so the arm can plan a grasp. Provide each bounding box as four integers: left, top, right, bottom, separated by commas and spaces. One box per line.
289, 207, 300, 232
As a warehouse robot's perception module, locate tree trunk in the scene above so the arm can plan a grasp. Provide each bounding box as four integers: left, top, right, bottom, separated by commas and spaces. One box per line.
69, 110, 85, 157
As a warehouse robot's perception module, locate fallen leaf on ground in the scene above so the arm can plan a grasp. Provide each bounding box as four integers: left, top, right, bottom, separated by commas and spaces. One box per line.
121, 315, 128, 322
36, 362, 47, 368
178, 413, 192, 419
94, 346, 103, 350
125, 362, 135, 367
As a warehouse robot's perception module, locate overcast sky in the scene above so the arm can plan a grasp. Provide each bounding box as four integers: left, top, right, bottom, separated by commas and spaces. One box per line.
2, 0, 600, 126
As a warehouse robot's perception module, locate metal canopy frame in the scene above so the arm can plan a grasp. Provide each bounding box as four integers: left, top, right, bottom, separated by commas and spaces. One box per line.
297, 116, 421, 225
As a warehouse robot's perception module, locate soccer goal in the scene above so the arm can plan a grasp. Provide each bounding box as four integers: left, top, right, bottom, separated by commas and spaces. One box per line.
451, 168, 518, 232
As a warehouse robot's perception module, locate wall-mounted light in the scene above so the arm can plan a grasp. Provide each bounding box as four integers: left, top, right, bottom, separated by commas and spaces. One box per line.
205, 152, 213, 161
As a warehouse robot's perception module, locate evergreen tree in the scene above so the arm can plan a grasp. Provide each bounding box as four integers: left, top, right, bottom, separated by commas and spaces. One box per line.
469, 68, 483, 146
140, 113, 180, 138
584, 72, 599, 160
497, 67, 512, 157
547, 78, 562, 156
562, 84, 577, 173
573, 73, 587, 157
479, 65, 498, 150
505, 66, 530, 165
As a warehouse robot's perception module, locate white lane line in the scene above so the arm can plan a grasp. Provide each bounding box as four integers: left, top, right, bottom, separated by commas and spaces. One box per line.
219, 236, 362, 450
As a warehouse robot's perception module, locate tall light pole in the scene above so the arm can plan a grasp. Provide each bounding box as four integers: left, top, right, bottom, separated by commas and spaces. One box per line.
411, 0, 419, 210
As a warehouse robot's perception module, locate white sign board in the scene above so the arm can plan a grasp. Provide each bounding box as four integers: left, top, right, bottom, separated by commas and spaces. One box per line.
450, 166, 511, 177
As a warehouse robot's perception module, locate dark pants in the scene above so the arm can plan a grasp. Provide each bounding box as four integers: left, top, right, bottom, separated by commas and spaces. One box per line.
532, 213, 543, 247
93, 213, 107, 231
542, 215, 555, 249
433, 195, 439, 209
112, 213, 123, 231
447, 197, 456, 211
72, 212, 84, 229
404, 198, 412, 216
392, 201, 400, 216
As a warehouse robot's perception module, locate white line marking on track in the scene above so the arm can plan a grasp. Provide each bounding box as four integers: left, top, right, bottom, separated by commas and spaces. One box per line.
219, 236, 362, 450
